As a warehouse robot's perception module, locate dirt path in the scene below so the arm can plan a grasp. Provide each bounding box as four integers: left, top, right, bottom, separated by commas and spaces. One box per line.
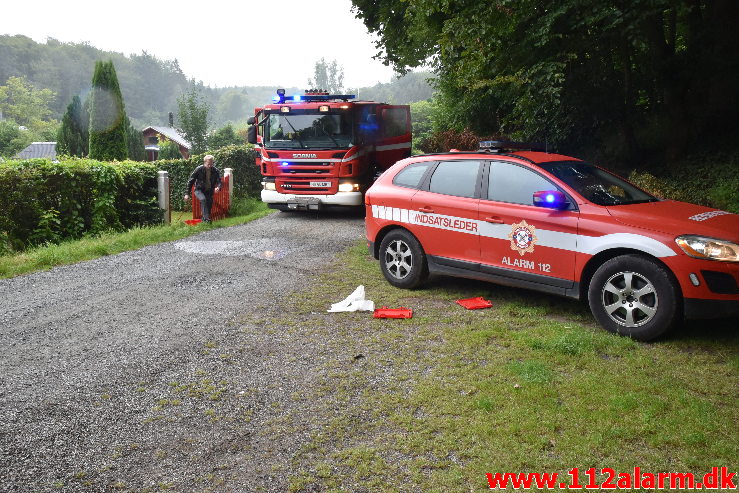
0, 211, 365, 492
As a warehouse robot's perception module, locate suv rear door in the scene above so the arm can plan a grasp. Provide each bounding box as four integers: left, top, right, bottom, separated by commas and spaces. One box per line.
410, 159, 483, 267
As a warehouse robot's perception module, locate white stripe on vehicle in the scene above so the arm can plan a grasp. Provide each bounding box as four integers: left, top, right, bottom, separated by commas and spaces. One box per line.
372, 207, 677, 258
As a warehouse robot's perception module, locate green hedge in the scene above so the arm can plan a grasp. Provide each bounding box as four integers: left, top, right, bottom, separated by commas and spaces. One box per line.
156, 145, 261, 211
0, 158, 160, 253
0, 145, 263, 254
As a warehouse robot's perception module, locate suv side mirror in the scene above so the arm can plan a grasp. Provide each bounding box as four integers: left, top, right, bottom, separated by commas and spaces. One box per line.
533, 190, 570, 210
247, 125, 257, 144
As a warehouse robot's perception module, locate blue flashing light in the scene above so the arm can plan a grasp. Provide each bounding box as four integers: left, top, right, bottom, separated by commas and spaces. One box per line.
281, 162, 289, 166
272, 95, 281, 102
546, 193, 555, 203
292, 94, 301, 102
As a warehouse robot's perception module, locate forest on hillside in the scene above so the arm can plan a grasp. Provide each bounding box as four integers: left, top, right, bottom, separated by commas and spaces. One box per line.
0, 35, 433, 130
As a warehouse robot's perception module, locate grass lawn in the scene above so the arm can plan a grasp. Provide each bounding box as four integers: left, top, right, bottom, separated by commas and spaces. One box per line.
282, 243, 738, 491
0, 198, 271, 279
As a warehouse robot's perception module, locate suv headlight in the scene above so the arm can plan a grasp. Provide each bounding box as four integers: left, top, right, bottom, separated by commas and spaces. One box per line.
676, 235, 739, 262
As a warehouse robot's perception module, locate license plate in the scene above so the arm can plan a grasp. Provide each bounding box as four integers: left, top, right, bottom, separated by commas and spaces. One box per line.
310, 181, 331, 188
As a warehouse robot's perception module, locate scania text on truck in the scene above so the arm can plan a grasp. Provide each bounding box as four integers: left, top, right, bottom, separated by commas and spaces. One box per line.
247, 89, 411, 210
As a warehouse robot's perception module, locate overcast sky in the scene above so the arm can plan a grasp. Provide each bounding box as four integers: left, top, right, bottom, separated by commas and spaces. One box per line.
2, 0, 399, 88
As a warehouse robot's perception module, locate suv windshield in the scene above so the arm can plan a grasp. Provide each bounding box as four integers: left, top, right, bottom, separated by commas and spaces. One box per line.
539, 161, 658, 206
264, 110, 353, 149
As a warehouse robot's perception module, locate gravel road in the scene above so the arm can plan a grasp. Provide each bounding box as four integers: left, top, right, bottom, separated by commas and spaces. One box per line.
0, 211, 366, 492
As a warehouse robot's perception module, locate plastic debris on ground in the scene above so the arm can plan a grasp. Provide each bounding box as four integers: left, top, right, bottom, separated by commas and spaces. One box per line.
327, 285, 375, 312
456, 296, 493, 310
374, 306, 413, 319
185, 219, 202, 226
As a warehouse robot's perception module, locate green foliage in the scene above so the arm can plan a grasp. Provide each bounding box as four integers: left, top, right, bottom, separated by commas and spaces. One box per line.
0, 120, 31, 158
177, 88, 210, 155
352, 0, 739, 164
208, 124, 243, 150
0, 76, 56, 129
0, 158, 160, 251
628, 152, 739, 213
56, 95, 89, 157
157, 139, 182, 160
307, 58, 345, 93
124, 115, 145, 161
409, 99, 438, 153
89, 60, 128, 161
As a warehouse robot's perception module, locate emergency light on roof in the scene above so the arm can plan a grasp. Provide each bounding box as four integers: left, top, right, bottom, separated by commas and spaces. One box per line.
479, 140, 547, 152
271, 88, 355, 104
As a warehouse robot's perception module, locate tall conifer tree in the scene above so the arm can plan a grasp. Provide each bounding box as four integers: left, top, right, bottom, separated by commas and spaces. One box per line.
56, 95, 89, 157
89, 60, 128, 160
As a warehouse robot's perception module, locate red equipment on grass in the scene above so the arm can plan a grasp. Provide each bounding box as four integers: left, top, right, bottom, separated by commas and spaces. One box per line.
373, 306, 413, 319
456, 297, 493, 310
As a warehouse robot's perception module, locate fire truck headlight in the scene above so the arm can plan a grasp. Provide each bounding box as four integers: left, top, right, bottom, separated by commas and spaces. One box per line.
338, 183, 360, 193
263, 182, 276, 191
676, 235, 739, 262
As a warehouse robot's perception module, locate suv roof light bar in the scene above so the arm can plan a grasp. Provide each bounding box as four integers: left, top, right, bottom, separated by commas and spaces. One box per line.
479, 140, 547, 152
272, 88, 356, 103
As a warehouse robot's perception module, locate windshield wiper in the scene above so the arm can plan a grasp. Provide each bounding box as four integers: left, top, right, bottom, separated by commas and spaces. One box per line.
316, 125, 339, 148
281, 116, 306, 148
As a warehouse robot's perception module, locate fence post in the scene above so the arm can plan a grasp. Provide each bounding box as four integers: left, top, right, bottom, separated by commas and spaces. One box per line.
224, 168, 233, 210
157, 170, 171, 224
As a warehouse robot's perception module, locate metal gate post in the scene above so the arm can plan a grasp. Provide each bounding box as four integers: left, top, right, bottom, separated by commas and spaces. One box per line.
224, 168, 233, 210
157, 170, 171, 224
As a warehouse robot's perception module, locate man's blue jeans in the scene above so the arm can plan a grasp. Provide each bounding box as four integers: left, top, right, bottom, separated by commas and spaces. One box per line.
194, 190, 214, 221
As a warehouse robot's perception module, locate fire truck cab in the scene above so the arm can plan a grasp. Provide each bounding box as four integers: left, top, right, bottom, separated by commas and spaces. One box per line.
247, 89, 411, 210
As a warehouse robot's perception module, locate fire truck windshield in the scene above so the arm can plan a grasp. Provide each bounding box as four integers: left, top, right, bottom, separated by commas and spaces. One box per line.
264, 110, 353, 149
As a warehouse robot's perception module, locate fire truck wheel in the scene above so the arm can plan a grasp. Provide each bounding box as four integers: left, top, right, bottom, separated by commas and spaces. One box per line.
588, 254, 681, 341
379, 229, 428, 289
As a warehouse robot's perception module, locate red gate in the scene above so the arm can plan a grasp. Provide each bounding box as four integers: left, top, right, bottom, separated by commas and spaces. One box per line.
191, 175, 230, 221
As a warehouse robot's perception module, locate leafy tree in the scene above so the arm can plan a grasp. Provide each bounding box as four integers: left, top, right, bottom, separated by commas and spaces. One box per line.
56, 95, 89, 156
351, 0, 739, 162
89, 60, 128, 161
208, 124, 243, 150
0, 76, 56, 129
177, 87, 210, 155
124, 115, 145, 161
0, 120, 31, 157
307, 58, 345, 93
409, 99, 438, 153
157, 139, 183, 160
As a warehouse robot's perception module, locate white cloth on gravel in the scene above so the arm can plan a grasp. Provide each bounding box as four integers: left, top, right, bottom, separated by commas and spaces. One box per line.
327, 285, 375, 312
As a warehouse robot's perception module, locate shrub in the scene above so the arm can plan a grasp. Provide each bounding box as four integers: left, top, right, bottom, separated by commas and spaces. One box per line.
0, 158, 159, 251
629, 151, 739, 213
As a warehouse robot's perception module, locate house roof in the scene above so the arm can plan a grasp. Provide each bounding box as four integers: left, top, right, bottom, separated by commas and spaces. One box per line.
14, 142, 57, 160
143, 126, 191, 149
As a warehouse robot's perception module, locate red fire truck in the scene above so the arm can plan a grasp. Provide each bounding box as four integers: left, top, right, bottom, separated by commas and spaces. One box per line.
247, 89, 411, 210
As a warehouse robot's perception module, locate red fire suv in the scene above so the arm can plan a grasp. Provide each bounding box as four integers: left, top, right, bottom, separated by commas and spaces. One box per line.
365, 141, 739, 340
